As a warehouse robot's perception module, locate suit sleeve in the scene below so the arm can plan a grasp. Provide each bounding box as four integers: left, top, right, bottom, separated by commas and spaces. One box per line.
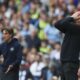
55, 17, 80, 34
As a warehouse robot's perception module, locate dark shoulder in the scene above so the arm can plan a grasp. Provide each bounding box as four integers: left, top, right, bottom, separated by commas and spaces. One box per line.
11, 38, 21, 47
0, 42, 6, 47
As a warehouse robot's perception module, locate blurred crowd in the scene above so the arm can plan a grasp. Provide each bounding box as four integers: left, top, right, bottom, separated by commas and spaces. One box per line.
0, 0, 79, 80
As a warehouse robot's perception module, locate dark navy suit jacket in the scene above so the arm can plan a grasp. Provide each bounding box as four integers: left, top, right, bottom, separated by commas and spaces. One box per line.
0, 38, 22, 72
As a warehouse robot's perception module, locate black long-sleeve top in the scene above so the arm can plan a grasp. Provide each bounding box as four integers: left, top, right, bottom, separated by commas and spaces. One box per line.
55, 17, 80, 62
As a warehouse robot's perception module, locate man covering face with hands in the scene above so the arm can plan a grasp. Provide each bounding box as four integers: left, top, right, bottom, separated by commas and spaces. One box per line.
55, 12, 80, 80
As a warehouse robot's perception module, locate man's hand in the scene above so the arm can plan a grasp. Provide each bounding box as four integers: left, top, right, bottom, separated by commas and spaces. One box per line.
5, 65, 13, 74
77, 68, 80, 77
71, 11, 80, 20
75, 19, 80, 25
0, 55, 4, 64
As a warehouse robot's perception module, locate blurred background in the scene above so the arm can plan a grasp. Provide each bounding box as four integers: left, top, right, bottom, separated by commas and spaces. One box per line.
0, 0, 79, 80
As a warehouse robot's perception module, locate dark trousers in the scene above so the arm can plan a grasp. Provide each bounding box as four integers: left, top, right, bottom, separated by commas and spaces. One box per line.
61, 62, 79, 80
0, 69, 19, 80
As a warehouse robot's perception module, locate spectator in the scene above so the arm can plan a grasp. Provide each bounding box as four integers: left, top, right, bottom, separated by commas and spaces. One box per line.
30, 54, 45, 80
25, 29, 41, 51
39, 40, 50, 54
44, 17, 61, 43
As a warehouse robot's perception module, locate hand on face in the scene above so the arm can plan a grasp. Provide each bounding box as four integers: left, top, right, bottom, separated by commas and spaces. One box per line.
75, 19, 80, 25
71, 11, 80, 20
71, 11, 80, 25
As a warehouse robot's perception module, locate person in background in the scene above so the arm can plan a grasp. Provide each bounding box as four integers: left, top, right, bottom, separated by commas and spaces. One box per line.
41, 55, 52, 80
30, 54, 45, 80
39, 40, 50, 54
25, 29, 41, 51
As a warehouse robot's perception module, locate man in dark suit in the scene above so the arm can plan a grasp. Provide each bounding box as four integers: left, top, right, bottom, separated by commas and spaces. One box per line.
55, 12, 80, 80
0, 28, 22, 80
